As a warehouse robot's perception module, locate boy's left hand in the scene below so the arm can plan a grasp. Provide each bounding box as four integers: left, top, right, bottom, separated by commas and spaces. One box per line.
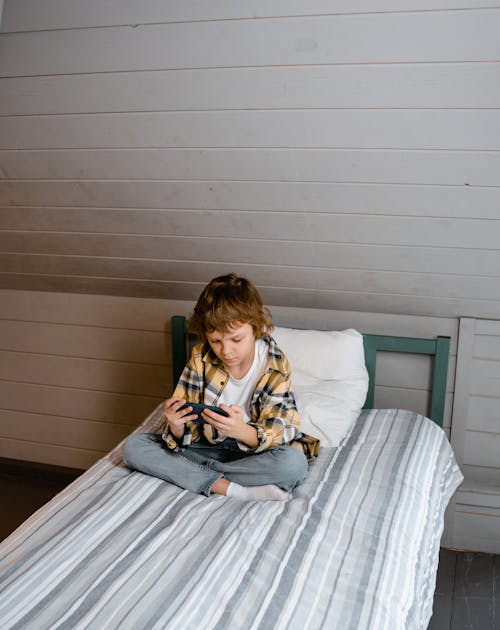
202, 404, 249, 442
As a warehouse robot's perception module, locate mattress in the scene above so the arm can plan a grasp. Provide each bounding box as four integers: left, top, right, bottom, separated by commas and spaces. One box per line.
0, 406, 463, 630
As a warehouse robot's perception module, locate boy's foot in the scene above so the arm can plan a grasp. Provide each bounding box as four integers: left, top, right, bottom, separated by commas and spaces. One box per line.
226, 482, 290, 501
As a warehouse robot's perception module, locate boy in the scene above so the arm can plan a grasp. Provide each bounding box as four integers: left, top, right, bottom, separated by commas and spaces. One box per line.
123, 273, 319, 501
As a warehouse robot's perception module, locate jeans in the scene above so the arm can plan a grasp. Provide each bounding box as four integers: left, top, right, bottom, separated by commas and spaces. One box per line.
123, 433, 308, 497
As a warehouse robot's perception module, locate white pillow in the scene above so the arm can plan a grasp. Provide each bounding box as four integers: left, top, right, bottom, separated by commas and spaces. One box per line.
272, 327, 369, 447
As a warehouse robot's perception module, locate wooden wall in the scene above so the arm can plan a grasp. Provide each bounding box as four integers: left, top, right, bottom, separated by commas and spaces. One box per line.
0, 290, 180, 468
449, 318, 500, 553
1, 1, 500, 552
1, 1, 500, 320
0, 289, 458, 467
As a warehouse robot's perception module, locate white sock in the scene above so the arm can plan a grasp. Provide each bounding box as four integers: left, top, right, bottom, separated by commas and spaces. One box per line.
226, 482, 290, 502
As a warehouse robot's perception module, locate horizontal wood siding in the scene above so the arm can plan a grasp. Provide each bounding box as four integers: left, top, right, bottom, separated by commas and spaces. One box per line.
0, 290, 458, 468
0, 1, 499, 320
1, 0, 499, 552
449, 318, 500, 553
463, 319, 500, 475
0, 291, 177, 468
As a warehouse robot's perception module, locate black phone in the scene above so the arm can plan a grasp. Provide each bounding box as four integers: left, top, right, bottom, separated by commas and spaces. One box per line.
179, 402, 229, 422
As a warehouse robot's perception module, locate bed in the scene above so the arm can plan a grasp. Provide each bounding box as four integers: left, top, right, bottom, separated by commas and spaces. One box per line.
0, 317, 463, 630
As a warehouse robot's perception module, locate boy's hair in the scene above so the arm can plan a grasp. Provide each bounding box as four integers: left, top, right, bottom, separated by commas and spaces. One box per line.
189, 273, 273, 341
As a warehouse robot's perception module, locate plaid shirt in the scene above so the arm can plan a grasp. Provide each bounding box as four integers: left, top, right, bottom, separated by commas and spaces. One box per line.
162, 336, 320, 461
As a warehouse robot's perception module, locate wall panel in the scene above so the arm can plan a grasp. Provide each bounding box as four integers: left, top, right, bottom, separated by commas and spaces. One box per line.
1, 0, 499, 550
2, 11, 500, 77
1, 3, 499, 320
2, 63, 500, 116
448, 317, 500, 553
4, 0, 500, 32
2, 110, 500, 150
2, 149, 500, 186
0, 290, 458, 467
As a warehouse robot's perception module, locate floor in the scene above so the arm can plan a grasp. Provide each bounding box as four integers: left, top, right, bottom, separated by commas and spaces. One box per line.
429, 548, 499, 630
0, 471, 498, 629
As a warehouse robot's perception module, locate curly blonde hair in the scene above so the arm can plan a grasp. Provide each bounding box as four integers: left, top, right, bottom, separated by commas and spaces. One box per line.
188, 273, 273, 341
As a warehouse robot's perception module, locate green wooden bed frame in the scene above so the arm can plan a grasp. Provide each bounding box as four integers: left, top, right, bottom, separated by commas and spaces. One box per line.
171, 316, 451, 427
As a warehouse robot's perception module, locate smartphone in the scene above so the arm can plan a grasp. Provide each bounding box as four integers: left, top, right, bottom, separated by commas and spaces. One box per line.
178, 402, 229, 422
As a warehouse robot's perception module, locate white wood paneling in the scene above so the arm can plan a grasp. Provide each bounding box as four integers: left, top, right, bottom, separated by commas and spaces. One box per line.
0, 320, 169, 364
2, 11, 500, 77
1, 2, 499, 321
5, 0, 500, 32
1, 210, 499, 248
2, 182, 500, 218
2, 63, 500, 116
0, 253, 495, 304
0, 290, 458, 467
2, 149, 500, 186
0, 350, 169, 396
448, 317, 500, 553
0, 2, 499, 551
0, 290, 176, 468
2, 110, 500, 150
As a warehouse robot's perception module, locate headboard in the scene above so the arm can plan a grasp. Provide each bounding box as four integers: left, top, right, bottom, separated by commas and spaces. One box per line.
170, 316, 451, 427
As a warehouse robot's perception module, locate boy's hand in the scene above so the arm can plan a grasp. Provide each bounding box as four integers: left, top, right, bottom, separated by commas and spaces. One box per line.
203, 404, 258, 447
164, 397, 197, 439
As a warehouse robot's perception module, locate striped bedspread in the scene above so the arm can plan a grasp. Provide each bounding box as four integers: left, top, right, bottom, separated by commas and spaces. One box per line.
0, 406, 462, 630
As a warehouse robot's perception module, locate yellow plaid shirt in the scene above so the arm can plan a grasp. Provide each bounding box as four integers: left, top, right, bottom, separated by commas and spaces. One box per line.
162, 337, 320, 461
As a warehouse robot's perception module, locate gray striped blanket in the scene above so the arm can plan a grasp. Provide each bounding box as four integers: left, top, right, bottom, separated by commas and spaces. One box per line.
0, 406, 462, 629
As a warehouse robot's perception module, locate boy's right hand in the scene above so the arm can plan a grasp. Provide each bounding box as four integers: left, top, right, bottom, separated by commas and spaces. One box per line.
164, 397, 198, 439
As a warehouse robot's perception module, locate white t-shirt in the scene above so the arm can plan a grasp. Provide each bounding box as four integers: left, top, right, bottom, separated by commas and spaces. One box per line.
217, 338, 268, 423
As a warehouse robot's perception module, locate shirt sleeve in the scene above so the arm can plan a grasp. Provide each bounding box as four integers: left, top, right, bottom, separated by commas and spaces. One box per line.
237, 369, 301, 453
161, 354, 204, 451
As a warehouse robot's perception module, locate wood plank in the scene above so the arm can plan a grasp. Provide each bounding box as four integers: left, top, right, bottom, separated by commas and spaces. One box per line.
1, 275, 498, 320
2, 63, 500, 115
2, 110, 500, 151
5, 0, 499, 32
0, 350, 170, 397
376, 353, 456, 392
0, 436, 106, 469
456, 488, 500, 511
2, 209, 500, 250
428, 548, 455, 629
474, 319, 500, 336
473, 335, 500, 360
0, 319, 169, 364
0, 108, 500, 153
453, 511, 500, 554
460, 465, 500, 492
271, 304, 459, 342
454, 552, 496, 600
0, 254, 495, 306
467, 396, 500, 433
371, 386, 454, 424
2, 230, 500, 276
0, 409, 133, 452
2, 149, 500, 187
0, 289, 191, 330
0, 380, 162, 424
2, 181, 499, 220
463, 430, 500, 469
1, 11, 499, 77
470, 359, 500, 397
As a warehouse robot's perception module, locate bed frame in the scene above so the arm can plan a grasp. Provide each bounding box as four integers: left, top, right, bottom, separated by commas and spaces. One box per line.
170, 315, 451, 427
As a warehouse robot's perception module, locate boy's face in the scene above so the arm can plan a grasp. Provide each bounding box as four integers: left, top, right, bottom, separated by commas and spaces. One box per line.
206, 322, 256, 377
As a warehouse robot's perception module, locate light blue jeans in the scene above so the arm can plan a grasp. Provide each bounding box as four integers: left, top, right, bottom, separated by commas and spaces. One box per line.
123, 433, 308, 497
